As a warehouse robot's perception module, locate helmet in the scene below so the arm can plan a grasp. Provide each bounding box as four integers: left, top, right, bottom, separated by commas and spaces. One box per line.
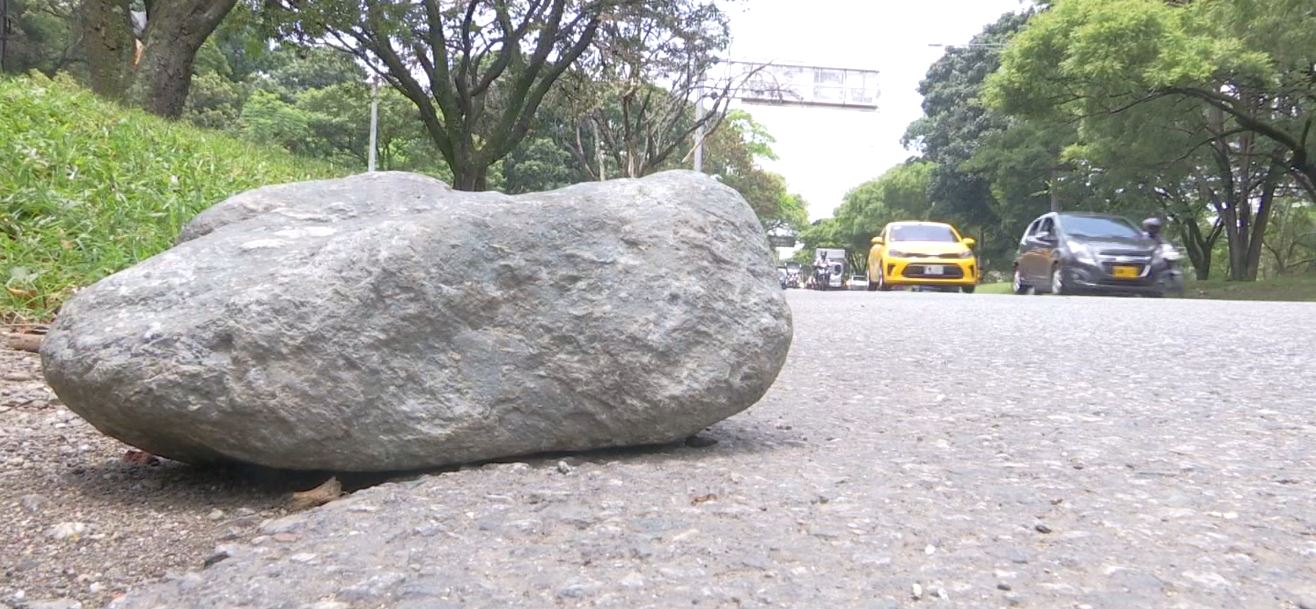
1142, 217, 1164, 236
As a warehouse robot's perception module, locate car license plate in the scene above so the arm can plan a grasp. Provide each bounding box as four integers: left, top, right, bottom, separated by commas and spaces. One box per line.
1112, 265, 1139, 279
924, 265, 944, 275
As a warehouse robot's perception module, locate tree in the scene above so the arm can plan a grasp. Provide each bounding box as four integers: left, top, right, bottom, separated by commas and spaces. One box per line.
275, 0, 623, 191
1262, 198, 1316, 275
986, 0, 1316, 280
1, 0, 81, 76
819, 160, 938, 273
549, 0, 736, 180
81, 0, 239, 117
501, 135, 584, 194
903, 10, 1046, 270
684, 109, 806, 235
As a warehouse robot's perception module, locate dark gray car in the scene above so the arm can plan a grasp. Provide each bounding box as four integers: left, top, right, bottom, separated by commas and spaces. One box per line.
1012, 212, 1174, 296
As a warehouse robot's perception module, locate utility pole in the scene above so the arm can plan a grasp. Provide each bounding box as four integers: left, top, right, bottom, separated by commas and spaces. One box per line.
592, 118, 605, 181
367, 78, 379, 172
1049, 167, 1061, 213
692, 98, 705, 172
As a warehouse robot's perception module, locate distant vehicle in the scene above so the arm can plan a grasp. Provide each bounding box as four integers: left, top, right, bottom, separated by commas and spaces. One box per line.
1011, 212, 1181, 297
784, 262, 802, 288
812, 248, 847, 291
867, 222, 978, 293
848, 275, 869, 291
777, 267, 788, 289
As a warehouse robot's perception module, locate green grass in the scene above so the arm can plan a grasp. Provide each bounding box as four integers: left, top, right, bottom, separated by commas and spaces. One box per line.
976, 282, 1014, 295
1, 74, 344, 322
1184, 274, 1316, 302
977, 276, 1316, 301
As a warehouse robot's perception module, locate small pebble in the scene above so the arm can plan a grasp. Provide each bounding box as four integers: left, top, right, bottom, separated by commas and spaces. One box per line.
46, 522, 87, 540
19, 494, 46, 513
207, 509, 225, 521
556, 460, 573, 474
911, 583, 923, 600
1034, 524, 1053, 534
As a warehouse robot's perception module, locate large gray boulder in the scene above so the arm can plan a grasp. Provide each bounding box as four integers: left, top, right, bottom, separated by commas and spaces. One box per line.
41, 171, 791, 471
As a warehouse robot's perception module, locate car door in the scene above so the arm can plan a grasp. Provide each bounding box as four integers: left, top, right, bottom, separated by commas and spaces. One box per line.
1026, 217, 1058, 282
1017, 218, 1042, 280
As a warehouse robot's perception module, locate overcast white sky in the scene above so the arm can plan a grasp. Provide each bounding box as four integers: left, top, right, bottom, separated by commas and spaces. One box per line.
719, 0, 1031, 220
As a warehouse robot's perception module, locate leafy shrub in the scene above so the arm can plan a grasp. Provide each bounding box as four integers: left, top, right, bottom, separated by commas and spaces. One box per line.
1, 74, 344, 322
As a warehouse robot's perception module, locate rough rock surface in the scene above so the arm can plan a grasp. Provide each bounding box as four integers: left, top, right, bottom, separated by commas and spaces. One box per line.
40, 171, 791, 472
102, 292, 1316, 609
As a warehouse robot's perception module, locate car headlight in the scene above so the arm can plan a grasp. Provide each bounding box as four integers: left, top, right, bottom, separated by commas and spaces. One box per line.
887, 249, 915, 258
1068, 242, 1099, 265
954, 250, 974, 258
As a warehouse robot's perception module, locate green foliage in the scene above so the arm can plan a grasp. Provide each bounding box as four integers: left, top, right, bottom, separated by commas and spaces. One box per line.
239, 89, 317, 154
699, 110, 806, 234
803, 161, 937, 272
183, 71, 248, 130
501, 136, 583, 195
0, 75, 342, 322
0, 0, 81, 77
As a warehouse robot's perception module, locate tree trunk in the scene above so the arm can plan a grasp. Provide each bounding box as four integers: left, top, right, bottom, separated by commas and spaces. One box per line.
1180, 219, 1217, 280
1217, 200, 1246, 281
1242, 165, 1282, 281
452, 164, 488, 191
128, 0, 237, 118
81, 0, 235, 118
81, 0, 134, 101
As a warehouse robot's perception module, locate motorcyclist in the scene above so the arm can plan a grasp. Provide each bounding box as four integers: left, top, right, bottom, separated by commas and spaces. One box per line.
1142, 216, 1184, 296
813, 252, 830, 290
1142, 217, 1165, 242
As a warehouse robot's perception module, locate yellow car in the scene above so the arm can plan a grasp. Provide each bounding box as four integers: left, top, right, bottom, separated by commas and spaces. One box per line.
867, 221, 979, 293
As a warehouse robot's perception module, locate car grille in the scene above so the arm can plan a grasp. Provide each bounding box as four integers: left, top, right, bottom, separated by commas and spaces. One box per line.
1096, 250, 1152, 278
1100, 249, 1153, 258
902, 265, 965, 279
1101, 263, 1146, 276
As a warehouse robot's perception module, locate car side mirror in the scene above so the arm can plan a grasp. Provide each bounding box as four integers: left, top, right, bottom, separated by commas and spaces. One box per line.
871, 236, 884, 245
962, 237, 976, 248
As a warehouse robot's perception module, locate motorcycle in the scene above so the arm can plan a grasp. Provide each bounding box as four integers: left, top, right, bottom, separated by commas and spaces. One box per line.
814, 266, 831, 291
1156, 242, 1186, 297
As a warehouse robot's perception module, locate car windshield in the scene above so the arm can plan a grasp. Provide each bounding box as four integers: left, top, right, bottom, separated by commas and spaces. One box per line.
1060, 216, 1143, 239
890, 225, 957, 242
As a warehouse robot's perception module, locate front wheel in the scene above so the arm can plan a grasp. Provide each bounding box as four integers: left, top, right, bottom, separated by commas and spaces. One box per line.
1160, 271, 1185, 297
961, 285, 976, 294
875, 263, 891, 291
1012, 267, 1031, 295
1050, 264, 1068, 296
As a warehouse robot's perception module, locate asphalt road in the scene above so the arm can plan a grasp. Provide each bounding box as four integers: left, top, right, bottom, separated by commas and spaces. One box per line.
112, 290, 1316, 609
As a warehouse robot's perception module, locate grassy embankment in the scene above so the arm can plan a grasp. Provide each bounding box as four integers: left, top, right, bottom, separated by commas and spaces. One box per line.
2, 75, 344, 323
977, 274, 1316, 301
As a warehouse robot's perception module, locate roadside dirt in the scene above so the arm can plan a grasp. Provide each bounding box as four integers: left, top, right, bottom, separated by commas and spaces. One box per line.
0, 346, 297, 609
